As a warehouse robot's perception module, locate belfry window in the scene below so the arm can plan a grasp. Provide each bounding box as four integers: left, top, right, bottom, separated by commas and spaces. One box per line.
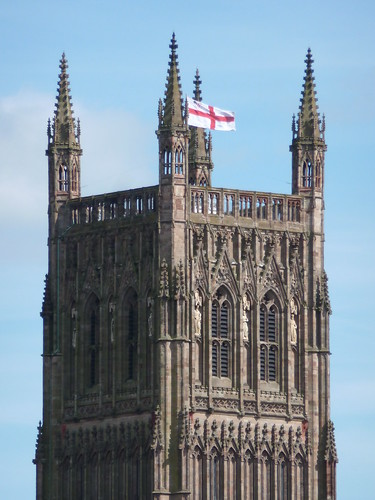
58, 165, 69, 191
259, 300, 279, 383
163, 148, 172, 175
211, 288, 232, 378
302, 160, 312, 188
175, 147, 183, 174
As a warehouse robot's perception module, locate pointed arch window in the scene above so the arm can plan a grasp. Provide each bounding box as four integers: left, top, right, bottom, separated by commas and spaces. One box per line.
175, 147, 184, 174
302, 160, 312, 188
163, 148, 172, 175
260, 451, 272, 500
277, 455, 289, 500
211, 288, 232, 378
59, 165, 69, 192
259, 299, 279, 383
209, 451, 220, 500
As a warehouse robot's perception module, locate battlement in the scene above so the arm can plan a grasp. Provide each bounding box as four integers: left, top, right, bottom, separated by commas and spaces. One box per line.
67, 185, 158, 225
190, 186, 303, 225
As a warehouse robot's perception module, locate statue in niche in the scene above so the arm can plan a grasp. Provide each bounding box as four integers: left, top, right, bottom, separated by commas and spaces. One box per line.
147, 297, 154, 338
194, 290, 202, 339
290, 297, 298, 345
71, 307, 77, 348
242, 295, 250, 341
109, 303, 116, 343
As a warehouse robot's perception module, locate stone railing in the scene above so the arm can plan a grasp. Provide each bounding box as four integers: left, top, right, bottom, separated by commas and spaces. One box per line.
68, 186, 158, 225
190, 186, 302, 223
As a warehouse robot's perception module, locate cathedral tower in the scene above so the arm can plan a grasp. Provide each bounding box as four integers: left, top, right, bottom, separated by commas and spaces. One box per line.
35, 39, 337, 499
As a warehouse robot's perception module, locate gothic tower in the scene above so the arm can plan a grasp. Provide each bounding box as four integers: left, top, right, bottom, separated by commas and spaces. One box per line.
35, 38, 337, 499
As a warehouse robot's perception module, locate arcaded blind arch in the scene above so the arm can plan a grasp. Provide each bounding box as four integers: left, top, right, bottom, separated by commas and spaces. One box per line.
211, 286, 233, 379
84, 293, 100, 389
121, 288, 138, 383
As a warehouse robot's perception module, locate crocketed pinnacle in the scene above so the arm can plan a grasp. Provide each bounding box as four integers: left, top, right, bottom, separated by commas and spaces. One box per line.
298, 49, 321, 139
189, 69, 210, 160
162, 33, 184, 127
53, 53, 77, 145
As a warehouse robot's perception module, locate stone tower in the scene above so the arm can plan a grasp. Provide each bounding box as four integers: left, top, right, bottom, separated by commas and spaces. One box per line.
34, 36, 337, 499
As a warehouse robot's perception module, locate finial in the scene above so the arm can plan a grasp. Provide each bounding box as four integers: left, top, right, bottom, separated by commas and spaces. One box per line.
76, 118, 81, 144
292, 114, 296, 139
161, 33, 184, 127
158, 98, 163, 125
193, 69, 202, 102
47, 118, 51, 143
322, 113, 326, 140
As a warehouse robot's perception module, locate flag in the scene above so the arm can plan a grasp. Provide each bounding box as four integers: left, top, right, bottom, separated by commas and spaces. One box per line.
187, 96, 236, 131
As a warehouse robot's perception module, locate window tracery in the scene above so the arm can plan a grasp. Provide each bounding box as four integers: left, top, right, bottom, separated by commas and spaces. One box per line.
211, 288, 232, 378
259, 296, 279, 383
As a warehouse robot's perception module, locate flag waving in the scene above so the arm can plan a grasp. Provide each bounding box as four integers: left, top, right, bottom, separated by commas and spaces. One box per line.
187, 96, 236, 131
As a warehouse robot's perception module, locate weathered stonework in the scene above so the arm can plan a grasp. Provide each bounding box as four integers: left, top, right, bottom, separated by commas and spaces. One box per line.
35, 38, 337, 499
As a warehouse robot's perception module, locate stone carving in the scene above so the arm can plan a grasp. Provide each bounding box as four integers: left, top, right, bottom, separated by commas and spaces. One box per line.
242, 295, 250, 341
109, 302, 116, 343
159, 259, 169, 298
290, 297, 298, 345
71, 307, 78, 348
174, 260, 185, 299
194, 290, 202, 339
147, 297, 154, 337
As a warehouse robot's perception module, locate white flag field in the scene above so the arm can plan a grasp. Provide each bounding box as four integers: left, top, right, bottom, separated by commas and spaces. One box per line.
187, 96, 236, 131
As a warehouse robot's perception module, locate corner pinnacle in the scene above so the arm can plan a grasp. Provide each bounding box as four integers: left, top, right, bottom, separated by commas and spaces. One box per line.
53, 53, 77, 145
298, 48, 321, 139
162, 33, 184, 127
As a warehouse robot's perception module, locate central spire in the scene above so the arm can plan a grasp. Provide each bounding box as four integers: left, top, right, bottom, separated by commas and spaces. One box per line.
297, 48, 321, 139
162, 33, 184, 127
53, 53, 78, 145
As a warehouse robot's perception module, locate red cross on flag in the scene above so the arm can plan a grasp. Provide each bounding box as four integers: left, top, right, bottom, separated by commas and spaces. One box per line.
187, 96, 236, 131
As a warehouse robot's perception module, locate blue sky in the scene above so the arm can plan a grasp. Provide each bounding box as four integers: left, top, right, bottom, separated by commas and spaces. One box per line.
0, 1, 374, 498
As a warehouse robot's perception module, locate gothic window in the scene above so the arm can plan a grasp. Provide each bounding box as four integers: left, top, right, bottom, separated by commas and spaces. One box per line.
123, 289, 138, 382
226, 450, 237, 498
278, 455, 289, 500
163, 148, 172, 175
211, 288, 232, 378
260, 451, 272, 500
59, 165, 69, 192
61, 456, 71, 500
295, 455, 306, 500
302, 160, 312, 188
244, 451, 255, 498
118, 450, 126, 497
75, 455, 84, 499
259, 299, 279, 383
209, 450, 220, 500
86, 295, 100, 388
90, 453, 99, 500
191, 446, 204, 500
102, 452, 112, 498
175, 147, 184, 174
